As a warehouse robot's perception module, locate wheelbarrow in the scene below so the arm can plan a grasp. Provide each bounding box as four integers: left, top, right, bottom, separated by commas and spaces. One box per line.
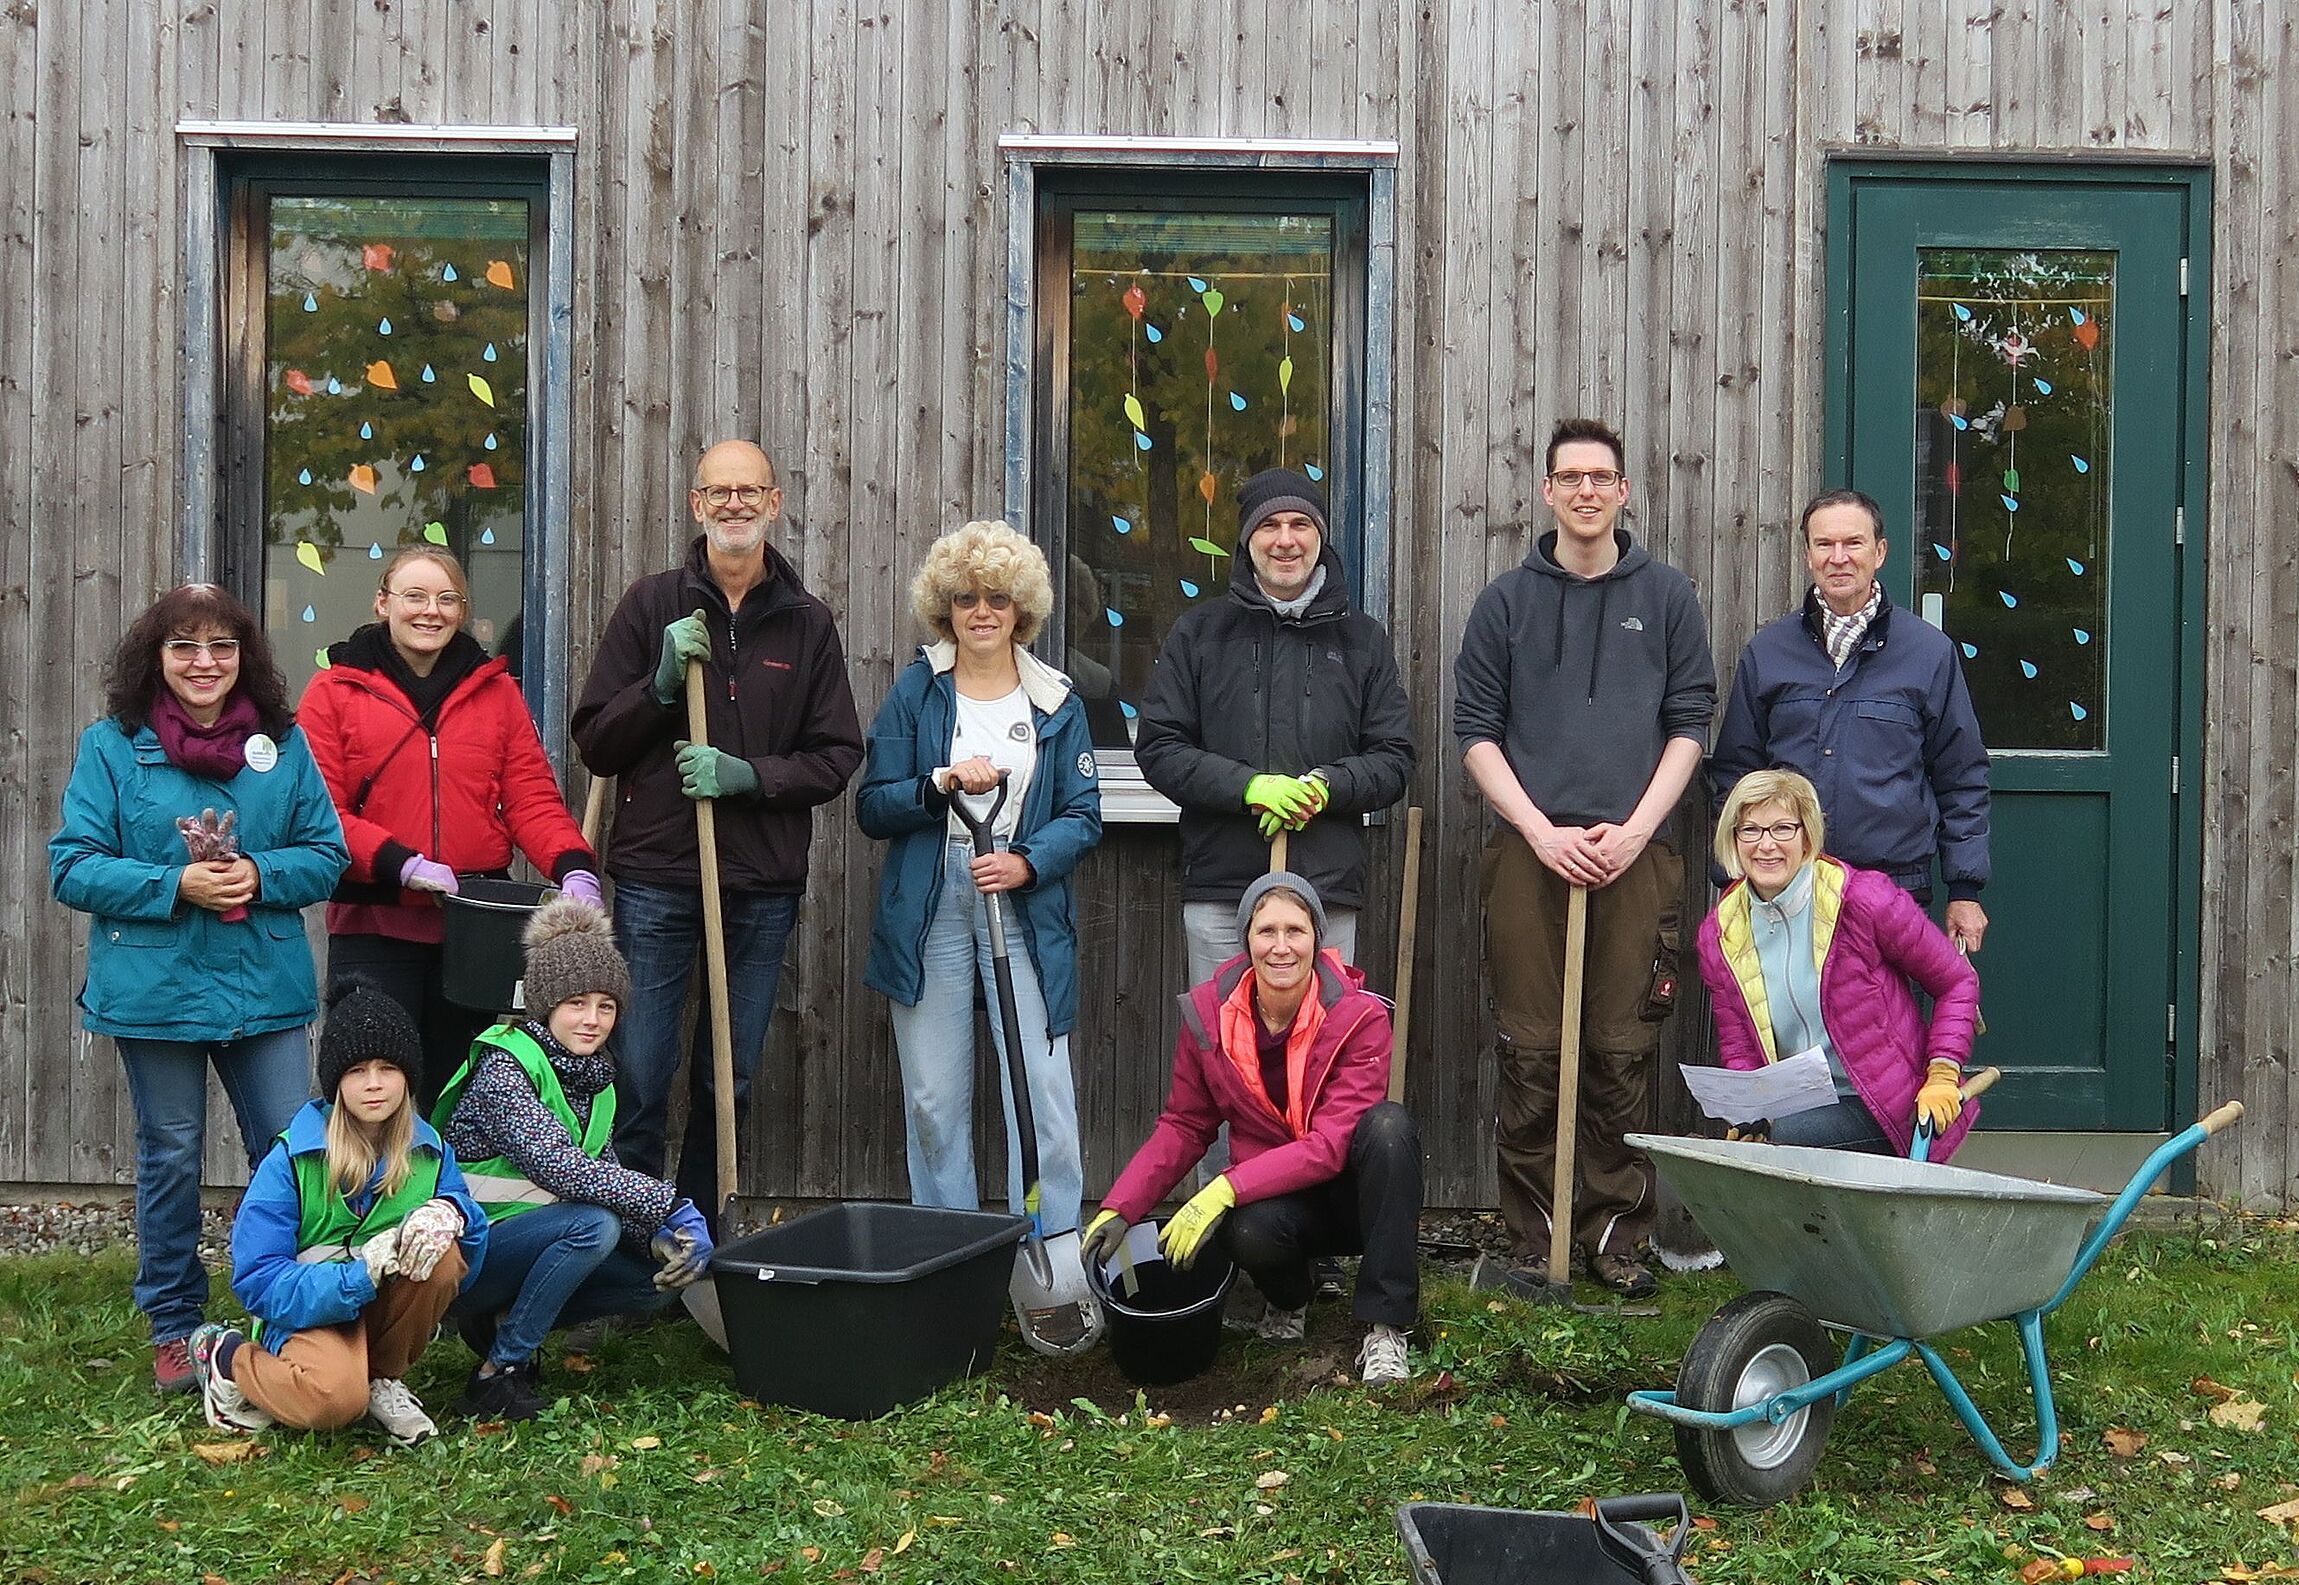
1623, 1087, 2244, 1507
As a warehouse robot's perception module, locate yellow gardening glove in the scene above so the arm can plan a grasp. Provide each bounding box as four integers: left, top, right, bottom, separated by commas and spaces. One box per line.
1080, 1209, 1129, 1265
1158, 1176, 1236, 1270
1915, 1059, 1965, 1132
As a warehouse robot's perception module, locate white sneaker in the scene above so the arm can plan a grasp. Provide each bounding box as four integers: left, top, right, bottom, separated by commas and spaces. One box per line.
190, 1324, 271, 1433
366, 1377, 438, 1447
1256, 1304, 1307, 1343
1357, 1323, 1410, 1386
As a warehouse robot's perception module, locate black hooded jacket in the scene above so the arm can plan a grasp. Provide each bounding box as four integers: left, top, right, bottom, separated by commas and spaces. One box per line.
1135, 534, 1415, 910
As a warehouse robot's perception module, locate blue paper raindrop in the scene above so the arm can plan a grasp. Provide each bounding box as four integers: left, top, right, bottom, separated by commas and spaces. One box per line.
1120, 700, 1139, 720
1187, 276, 1208, 294
377, 317, 393, 336
2071, 455, 2090, 474
359, 421, 373, 440
1229, 391, 1247, 411
2066, 557, 2085, 575
482, 343, 499, 363
442, 263, 459, 282
2033, 379, 2054, 396
480, 527, 496, 546
1952, 303, 1972, 321
1960, 642, 1979, 659
2070, 701, 2089, 721
302, 293, 317, 312
1105, 607, 1124, 628
2070, 307, 2087, 326
1932, 543, 1951, 561
1111, 515, 1133, 535
2020, 660, 2039, 679
1134, 432, 1153, 452
1145, 323, 1163, 344
409, 454, 426, 473
300, 605, 316, 623
420, 364, 437, 383
297, 468, 313, 485
1180, 579, 1200, 597
2074, 628, 2092, 645
1951, 414, 1969, 431
2000, 494, 2020, 512
1999, 591, 2020, 609
1288, 312, 1306, 332
484, 433, 499, 451
327, 376, 342, 395
368, 542, 384, 560
1305, 464, 1324, 481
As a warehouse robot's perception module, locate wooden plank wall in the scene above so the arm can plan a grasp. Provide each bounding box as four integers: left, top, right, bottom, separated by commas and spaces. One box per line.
0, 0, 2289, 1209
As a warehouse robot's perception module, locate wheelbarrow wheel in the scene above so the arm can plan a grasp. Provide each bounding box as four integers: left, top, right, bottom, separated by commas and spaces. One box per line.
1673, 1289, 1837, 1508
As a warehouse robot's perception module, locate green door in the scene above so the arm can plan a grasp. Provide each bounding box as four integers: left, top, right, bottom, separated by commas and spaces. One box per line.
1828, 166, 2205, 1131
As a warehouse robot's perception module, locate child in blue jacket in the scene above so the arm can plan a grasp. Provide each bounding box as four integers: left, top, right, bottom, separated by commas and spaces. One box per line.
191, 979, 487, 1446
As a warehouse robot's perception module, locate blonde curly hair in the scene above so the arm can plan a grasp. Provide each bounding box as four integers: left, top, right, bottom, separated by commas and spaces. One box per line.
910, 520, 1054, 645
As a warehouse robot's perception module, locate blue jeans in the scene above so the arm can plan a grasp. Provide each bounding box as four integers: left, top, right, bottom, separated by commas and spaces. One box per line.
611, 882, 799, 1222
448, 1201, 672, 1366
116, 1028, 311, 1343
888, 839, 1083, 1235
1768, 1096, 1896, 1154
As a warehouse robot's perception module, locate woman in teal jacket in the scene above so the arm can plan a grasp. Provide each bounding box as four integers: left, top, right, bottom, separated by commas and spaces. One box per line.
49, 584, 349, 1393
858, 521, 1102, 1348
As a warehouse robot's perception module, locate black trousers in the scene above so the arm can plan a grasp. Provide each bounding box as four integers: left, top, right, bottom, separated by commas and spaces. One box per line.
327, 933, 492, 1118
1218, 1101, 1423, 1329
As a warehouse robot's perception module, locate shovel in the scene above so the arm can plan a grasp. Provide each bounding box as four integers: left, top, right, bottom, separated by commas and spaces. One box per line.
675, 656, 742, 1351
945, 771, 1097, 1353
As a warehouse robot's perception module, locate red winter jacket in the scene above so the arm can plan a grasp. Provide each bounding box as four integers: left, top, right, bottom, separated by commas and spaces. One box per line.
1103, 951, 1393, 1219
298, 628, 591, 943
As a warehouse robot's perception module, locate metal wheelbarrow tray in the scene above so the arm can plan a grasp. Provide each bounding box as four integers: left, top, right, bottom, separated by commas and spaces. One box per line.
1622, 1101, 2244, 1507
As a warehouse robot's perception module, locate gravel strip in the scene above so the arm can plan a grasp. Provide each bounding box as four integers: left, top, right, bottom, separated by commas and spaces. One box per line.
0, 1200, 234, 1263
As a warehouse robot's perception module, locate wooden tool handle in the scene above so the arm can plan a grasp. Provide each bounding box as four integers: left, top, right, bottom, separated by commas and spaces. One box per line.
1548, 883, 1589, 1288
686, 660, 741, 1222
2199, 1100, 2245, 1136
1958, 1065, 2002, 1101
579, 773, 610, 853
1270, 829, 1289, 873
1388, 806, 1424, 1104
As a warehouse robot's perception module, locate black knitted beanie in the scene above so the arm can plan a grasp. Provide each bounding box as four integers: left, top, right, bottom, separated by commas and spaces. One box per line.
316, 976, 423, 1100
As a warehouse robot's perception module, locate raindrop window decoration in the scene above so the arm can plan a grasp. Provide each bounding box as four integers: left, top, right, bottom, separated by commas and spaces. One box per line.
1913, 249, 2112, 751
258, 194, 533, 700
1062, 208, 1337, 748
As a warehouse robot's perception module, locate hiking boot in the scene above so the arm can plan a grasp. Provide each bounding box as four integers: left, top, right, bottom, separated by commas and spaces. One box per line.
1357, 1323, 1410, 1386
1469, 1254, 1567, 1304
1313, 1258, 1347, 1300
1256, 1303, 1307, 1343
1220, 1284, 1268, 1335
1590, 1251, 1657, 1299
365, 1377, 438, 1447
458, 1358, 548, 1422
190, 1324, 270, 1433
154, 1336, 196, 1395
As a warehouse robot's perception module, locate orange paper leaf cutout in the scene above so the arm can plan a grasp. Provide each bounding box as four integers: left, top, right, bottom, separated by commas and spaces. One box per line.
362, 243, 395, 272
468, 463, 497, 489
365, 360, 398, 391
1197, 471, 1217, 505
484, 260, 515, 289
349, 464, 378, 495
284, 369, 315, 396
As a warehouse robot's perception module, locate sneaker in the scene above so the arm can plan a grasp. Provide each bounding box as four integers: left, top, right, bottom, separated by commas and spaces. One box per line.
189, 1324, 270, 1433
153, 1336, 196, 1395
365, 1377, 439, 1447
1313, 1258, 1347, 1300
1590, 1251, 1657, 1299
457, 1358, 548, 1422
1256, 1304, 1307, 1343
1357, 1323, 1410, 1386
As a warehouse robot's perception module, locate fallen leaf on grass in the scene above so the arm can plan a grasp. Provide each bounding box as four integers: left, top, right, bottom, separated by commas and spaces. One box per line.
336, 1495, 369, 1515
2215, 1472, 2245, 1491
1258, 1405, 1280, 1426
2158, 1450, 2194, 1467
892, 1532, 914, 1555
693, 1565, 716, 1579
482, 1537, 507, 1577
1267, 1549, 1303, 1563
2019, 1561, 2063, 1585
1690, 1516, 1719, 1532
1256, 1470, 1291, 1491
1488, 1414, 1509, 1429
2209, 1397, 2268, 1433
561, 1354, 597, 1374
799, 1547, 822, 1562
813, 1498, 845, 1517
2257, 1495, 2299, 1527
631, 1435, 662, 1450
859, 1547, 885, 1572
2103, 1427, 2148, 1457
2219, 1564, 2299, 1580
2084, 1512, 2116, 1532
470, 1420, 510, 1437
1048, 1534, 1074, 1549
1999, 1487, 2036, 1511
544, 1494, 574, 1517
190, 1442, 267, 1466
2193, 1375, 2238, 1403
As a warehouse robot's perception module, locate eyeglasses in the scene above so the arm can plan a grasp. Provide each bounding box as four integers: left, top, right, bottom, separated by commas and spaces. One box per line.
1734, 820, 1806, 846
698, 484, 773, 507
163, 639, 241, 662
384, 588, 466, 612
952, 590, 1013, 611
1548, 469, 1624, 490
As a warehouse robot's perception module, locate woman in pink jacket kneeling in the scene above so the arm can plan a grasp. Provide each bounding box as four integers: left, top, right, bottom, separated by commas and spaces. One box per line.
1696, 769, 1982, 1158
1082, 874, 1420, 1386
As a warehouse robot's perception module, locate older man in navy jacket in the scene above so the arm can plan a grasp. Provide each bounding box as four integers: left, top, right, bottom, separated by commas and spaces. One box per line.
1711, 488, 1992, 951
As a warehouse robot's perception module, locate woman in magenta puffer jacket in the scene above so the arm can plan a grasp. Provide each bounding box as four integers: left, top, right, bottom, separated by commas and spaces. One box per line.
1696, 768, 1981, 1159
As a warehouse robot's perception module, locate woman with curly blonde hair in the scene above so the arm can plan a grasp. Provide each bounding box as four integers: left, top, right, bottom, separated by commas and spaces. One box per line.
858, 520, 1103, 1348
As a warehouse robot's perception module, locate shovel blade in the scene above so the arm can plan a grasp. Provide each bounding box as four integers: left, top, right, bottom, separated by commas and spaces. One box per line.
682, 1280, 730, 1351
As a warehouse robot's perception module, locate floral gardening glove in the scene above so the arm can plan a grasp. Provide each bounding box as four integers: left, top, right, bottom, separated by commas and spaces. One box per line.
393, 1199, 465, 1282
176, 807, 248, 921
357, 1227, 402, 1287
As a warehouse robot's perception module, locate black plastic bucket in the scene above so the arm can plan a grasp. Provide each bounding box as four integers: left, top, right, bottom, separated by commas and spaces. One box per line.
1086, 1229, 1233, 1387
710, 1203, 1028, 1420
439, 878, 553, 1013
1394, 1496, 1692, 1585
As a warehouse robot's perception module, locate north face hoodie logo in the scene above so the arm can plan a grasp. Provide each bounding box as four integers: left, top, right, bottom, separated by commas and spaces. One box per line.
1619, 616, 1645, 632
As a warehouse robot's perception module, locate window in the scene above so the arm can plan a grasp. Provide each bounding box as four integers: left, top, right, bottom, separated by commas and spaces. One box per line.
1009, 144, 1396, 819
217, 157, 549, 706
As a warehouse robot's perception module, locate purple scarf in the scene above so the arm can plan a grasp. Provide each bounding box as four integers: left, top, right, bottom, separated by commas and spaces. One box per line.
151, 689, 262, 779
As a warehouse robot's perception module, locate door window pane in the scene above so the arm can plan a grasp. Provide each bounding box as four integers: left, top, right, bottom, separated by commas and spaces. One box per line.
1064, 210, 1336, 748
1913, 249, 2113, 751
261, 196, 530, 696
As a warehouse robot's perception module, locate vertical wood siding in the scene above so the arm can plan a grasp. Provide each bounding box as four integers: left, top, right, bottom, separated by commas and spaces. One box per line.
0, 1, 2286, 1208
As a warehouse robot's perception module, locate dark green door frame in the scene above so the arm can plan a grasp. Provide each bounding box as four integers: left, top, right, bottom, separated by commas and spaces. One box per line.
1822, 157, 2210, 1138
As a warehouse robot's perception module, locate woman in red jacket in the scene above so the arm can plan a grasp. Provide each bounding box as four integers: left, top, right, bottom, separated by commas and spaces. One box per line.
1084, 874, 1422, 1386
299, 548, 597, 1112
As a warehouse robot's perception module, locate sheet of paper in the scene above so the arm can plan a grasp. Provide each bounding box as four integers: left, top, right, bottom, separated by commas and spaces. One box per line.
1679, 1049, 1839, 1122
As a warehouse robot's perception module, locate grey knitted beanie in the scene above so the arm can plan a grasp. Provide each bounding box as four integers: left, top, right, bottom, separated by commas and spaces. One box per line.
1237, 870, 1328, 948
521, 897, 632, 1014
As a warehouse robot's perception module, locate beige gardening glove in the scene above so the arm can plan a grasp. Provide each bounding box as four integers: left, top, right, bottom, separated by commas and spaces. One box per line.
394, 1199, 464, 1282
357, 1228, 403, 1287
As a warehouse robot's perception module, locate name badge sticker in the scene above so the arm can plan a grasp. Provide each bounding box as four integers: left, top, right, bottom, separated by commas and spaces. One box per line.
244, 733, 279, 773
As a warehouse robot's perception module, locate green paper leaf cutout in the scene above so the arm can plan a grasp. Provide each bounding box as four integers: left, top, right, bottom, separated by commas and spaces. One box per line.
2003, 466, 2021, 492
423, 522, 449, 545
1188, 537, 1230, 558
1123, 393, 1146, 431
1279, 356, 1294, 394
468, 373, 496, 408
294, 541, 325, 576
1201, 289, 1224, 318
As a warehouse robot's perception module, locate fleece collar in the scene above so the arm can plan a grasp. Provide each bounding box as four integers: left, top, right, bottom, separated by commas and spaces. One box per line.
922, 640, 1074, 716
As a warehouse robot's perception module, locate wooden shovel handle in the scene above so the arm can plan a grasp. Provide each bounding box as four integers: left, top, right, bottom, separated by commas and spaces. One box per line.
2198, 1100, 2244, 1136
1548, 884, 1589, 1288
686, 660, 741, 1222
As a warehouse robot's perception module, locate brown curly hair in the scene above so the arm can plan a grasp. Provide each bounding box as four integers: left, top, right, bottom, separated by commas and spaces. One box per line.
103, 584, 295, 737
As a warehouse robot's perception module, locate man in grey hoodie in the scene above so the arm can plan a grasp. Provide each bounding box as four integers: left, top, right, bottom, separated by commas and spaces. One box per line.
1452, 418, 1715, 1298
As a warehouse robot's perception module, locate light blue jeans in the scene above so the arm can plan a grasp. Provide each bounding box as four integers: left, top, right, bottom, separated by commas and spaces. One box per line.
448, 1201, 674, 1367
889, 839, 1084, 1235
117, 1027, 312, 1343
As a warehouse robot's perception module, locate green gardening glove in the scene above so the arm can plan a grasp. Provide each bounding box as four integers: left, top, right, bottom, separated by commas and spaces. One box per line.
652, 609, 714, 704
674, 741, 759, 800
1244, 773, 1317, 829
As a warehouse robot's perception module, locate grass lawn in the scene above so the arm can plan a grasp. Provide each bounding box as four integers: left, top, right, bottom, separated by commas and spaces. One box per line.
2, 1217, 2294, 1584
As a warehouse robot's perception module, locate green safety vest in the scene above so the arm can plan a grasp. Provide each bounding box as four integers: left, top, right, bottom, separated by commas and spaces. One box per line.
430, 1024, 616, 1222
287, 1135, 443, 1266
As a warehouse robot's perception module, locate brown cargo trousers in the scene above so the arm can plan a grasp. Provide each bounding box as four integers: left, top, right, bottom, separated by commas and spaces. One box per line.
233, 1246, 466, 1430
1480, 830, 1683, 1260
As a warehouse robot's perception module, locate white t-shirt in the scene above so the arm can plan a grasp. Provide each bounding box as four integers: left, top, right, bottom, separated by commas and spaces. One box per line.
944, 683, 1036, 842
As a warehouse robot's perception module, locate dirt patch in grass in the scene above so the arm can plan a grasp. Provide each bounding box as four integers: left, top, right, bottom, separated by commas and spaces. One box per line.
1006, 1294, 1368, 1422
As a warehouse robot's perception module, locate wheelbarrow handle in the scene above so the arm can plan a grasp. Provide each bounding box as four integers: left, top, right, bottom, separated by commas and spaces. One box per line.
2199, 1099, 2244, 1136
